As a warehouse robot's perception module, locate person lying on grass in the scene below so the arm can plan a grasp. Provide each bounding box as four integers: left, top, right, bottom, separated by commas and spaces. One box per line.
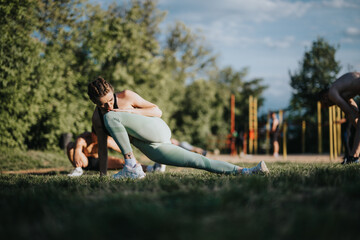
87, 76, 269, 179
319, 72, 360, 164
170, 138, 207, 156
66, 129, 165, 177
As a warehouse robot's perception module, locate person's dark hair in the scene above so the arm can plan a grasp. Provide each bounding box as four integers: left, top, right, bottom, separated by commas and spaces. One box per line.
87, 76, 114, 104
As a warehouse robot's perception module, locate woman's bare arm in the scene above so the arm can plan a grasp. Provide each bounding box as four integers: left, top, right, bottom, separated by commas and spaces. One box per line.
107, 136, 121, 153
112, 90, 162, 117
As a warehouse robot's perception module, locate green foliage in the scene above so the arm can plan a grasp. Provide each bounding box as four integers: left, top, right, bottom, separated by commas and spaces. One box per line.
288, 37, 341, 153
216, 67, 267, 131
0, 0, 41, 148
1, 163, 360, 239
289, 37, 341, 119
0, 0, 266, 150
173, 69, 267, 149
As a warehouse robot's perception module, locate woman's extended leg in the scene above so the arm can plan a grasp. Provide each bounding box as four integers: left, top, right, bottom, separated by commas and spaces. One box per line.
132, 139, 240, 174
104, 111, 268, 176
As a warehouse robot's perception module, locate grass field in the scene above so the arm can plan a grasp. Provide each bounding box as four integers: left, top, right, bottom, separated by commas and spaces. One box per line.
1, 148, 360, 240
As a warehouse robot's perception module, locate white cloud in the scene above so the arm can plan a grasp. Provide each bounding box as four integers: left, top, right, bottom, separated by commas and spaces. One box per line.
263, 36, 295, 49
322, 0, 359, 8
160, 0, 313, 24
300, 40, 312, 48
355, 63, 360, 71
345, 27, 360, 36
189, 19, 254, 47
340, 38, 354, 44
195, 25, 296, 50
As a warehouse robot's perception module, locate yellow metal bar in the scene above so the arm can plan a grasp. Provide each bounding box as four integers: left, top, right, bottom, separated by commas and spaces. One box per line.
279, 110, 283, 128
332, 106, 338, 159
329, 107, 333, 160
342, 110, 345, 153
266, 113, 270, 155
337, 106, 341, 154
283, 122, 287, 160
317, 101, 322, 154
302, 120, 306, 153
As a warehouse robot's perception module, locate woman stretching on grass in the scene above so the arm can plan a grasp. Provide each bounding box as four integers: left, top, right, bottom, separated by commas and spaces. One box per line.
87, 76, 269, 179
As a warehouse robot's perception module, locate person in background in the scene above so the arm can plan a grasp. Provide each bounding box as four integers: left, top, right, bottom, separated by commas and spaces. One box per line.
270, 112, 280, 158
320, 72, 360, 164
170, 138, 207, 156
67, 129, 164, 177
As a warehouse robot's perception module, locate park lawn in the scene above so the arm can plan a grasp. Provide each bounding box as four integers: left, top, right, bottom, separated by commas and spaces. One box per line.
0, 147, 71, 171
0, 147, 126, 172
1, 149, 360, 240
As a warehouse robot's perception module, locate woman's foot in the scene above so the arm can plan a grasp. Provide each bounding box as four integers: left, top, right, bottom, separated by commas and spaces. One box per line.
241, 161, 269, 175
68, 167, 83, 177
113, 164, 146, 179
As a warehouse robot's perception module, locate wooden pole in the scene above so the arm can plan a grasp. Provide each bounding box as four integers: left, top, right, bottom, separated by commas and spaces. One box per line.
230, 94, 236, 156
332, 106, 338, 159
336, 106, 342, 155
317, 101, 322, 154
342, 111, 345, 153
283, 122, 287, 160
329, 106, 334, 160
302, 120, 306, 153
279, 110, 283, 128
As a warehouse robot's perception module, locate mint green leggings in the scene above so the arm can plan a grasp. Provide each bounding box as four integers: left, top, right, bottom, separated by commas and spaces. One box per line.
104, 111, 239, 174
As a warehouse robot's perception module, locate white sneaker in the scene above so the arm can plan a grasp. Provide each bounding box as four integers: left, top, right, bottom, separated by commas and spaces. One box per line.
242, 161, 269, 175
68, 167, 83, 177
152, 163, 166, 172
113, 164, 146, 179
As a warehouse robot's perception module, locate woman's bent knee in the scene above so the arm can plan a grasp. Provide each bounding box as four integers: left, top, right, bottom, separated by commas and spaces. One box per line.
103, 111, 117, 122
104, 111, 131, 124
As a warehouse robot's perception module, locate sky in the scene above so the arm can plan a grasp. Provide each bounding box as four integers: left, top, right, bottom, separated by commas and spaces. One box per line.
91, 0, 360, 113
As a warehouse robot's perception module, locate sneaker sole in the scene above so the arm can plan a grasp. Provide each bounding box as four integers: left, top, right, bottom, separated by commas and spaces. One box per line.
112, 174, 146, 180
260, 161, 269, 174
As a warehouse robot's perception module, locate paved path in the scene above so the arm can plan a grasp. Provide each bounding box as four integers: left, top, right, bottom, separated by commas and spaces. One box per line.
206, 153, 343, 164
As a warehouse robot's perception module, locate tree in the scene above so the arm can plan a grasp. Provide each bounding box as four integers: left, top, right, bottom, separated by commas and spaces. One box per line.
173, 66, 267, 149
289, 37, 341, 119
289, 37, 341, 153
161, 22, 217, 129
25, 0, 90, 149
0, 0, 266, 151
216, 67, 267, 131
0, 0, 41, 148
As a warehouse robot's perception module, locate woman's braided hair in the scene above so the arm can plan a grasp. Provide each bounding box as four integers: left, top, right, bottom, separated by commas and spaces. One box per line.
87, 76, 114, 104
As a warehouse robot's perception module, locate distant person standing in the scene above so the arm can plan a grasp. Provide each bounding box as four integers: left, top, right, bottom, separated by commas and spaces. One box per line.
270, 112, 280, 157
